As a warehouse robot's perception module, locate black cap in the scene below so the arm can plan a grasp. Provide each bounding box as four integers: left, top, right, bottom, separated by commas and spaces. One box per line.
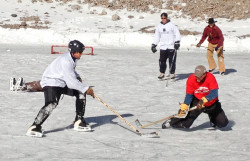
207, 18, 217, 24
161, 12, 168, 18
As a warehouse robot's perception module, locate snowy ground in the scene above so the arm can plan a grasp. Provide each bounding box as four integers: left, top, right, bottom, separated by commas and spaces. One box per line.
0, 45, 250, 160
1, 1, 250, 52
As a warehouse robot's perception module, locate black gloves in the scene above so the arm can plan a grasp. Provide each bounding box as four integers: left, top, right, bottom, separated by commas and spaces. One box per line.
215, 46, 219, 51
152, 41, 180, 52
174, 41, 180, 50
151, 44, 157, 53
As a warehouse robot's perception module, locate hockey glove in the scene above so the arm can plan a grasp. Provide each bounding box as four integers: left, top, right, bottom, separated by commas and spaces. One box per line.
197, 97, 208, 109
177, 103, 189, 118
174, 41, 180, 50
196, 43, 201, 47
86, 87, 94, 98
151, 44, 157, 53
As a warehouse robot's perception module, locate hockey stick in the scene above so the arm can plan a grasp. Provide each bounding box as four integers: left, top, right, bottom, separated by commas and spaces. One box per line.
190, 44, 225, 51
94, 94, 159, 138
166, 50, 176, 87
190, 44, 208, 48
135, 106, 197, 129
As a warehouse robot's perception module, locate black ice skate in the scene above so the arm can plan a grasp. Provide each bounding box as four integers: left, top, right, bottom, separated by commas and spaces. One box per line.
73, 117, 92, 132
26, 125, 43, 137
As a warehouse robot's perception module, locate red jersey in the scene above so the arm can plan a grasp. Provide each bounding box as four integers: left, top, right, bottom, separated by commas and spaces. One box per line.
186, 72, 218, 106
199, 25, 224, 47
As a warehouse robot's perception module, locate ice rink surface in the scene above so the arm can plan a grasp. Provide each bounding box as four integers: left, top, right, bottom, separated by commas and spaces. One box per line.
0, 45, 249, 161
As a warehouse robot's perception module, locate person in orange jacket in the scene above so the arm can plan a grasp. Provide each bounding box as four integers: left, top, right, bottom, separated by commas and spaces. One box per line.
196, 18, 226, 75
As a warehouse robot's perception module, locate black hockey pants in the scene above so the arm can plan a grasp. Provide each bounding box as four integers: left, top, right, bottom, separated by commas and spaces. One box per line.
169, 98, 228, 128
33, 86, 86, 126
159, 49, 176, 74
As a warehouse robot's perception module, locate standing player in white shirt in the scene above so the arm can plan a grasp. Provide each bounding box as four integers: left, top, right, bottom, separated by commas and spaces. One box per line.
151, 12, 181, 80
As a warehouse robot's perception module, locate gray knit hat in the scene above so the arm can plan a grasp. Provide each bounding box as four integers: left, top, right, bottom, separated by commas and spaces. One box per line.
194, 65, 206, 77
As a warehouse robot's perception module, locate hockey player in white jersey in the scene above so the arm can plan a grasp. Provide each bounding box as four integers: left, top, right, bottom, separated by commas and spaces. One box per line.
26, 40, 94, 137
151, 12, 181, 80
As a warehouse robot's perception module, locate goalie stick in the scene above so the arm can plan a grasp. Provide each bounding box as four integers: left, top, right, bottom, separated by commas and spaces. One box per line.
94, 94, 159, 138
135, 106, 197, 129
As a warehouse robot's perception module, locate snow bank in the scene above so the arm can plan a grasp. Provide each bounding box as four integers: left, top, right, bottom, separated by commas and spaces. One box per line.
0, 28, 249, 52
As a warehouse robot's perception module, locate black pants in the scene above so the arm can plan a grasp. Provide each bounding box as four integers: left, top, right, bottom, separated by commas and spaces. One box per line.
159, 49, 176, 74
170, 98, 228, 128
33, 86, 86, 126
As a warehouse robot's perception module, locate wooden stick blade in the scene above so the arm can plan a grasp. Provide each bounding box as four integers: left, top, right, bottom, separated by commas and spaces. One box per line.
141, 132, 160, 138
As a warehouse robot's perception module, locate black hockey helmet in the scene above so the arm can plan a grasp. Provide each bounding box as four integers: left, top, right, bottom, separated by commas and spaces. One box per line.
68, 40, 85, 53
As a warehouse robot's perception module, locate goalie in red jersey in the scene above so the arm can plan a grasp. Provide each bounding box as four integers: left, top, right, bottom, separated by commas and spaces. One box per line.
162, 65, 228, 129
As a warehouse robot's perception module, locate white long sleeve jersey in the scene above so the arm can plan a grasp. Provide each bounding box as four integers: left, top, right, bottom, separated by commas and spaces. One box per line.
40, 52, 89, 94
153, 21, 181, 50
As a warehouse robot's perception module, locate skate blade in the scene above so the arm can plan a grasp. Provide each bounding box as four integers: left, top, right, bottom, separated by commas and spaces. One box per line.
141, 132, 160, 138
26, 131, 43, 138
74, 126, 92, 132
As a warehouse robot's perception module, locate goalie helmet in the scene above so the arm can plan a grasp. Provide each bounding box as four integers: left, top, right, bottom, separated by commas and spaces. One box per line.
68, 40, 85, 53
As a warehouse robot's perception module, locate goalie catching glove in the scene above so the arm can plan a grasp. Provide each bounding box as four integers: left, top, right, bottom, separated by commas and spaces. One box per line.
177, 103, 189, 118
197, 97, 208, 110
